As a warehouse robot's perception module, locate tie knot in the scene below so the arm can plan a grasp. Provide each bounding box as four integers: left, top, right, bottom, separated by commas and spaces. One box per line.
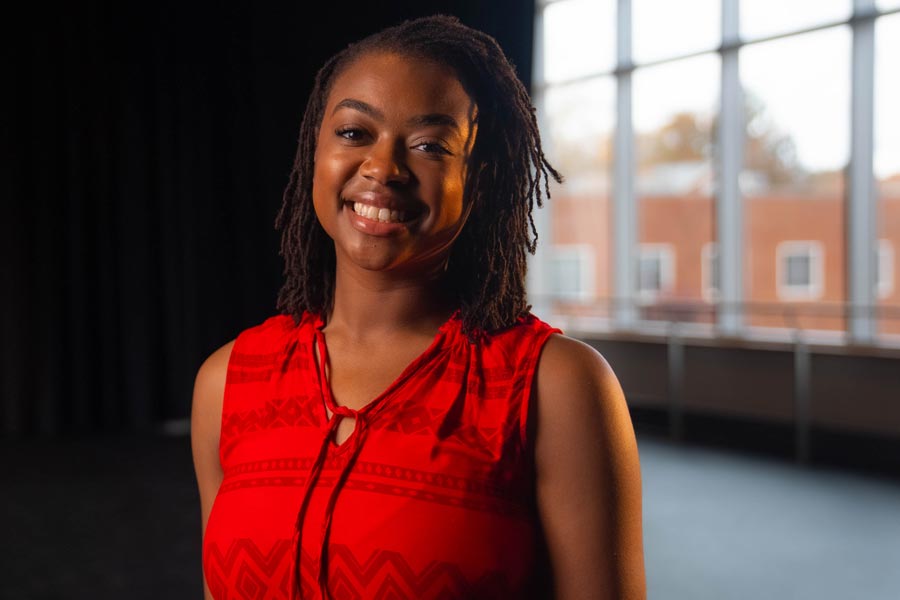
332, 405, 358, 419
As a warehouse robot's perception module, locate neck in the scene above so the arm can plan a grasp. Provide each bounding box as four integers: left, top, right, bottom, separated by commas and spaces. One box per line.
324, 262, 455, 340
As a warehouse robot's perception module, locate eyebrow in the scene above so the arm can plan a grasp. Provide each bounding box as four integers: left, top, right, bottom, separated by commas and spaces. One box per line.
332, 98, 461, 133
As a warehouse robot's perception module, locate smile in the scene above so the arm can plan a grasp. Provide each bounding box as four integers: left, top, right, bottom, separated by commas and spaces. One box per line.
351, 201, 407, 224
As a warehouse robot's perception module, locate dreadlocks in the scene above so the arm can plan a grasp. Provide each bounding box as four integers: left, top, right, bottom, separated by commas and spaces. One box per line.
274, 14, 562, 340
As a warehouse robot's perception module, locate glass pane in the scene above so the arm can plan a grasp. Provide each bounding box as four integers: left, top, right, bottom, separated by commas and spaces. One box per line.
639, 255, 660, 291
633, 54, 719, 325
741, 0, 851, 40
633, 0, 720, 64
876, 14, 900, 339
541, 76, 615, 326
787, 255, 811, 286
741, 27, 851, 334
542, 0, 616, 84
878, 0, 900, 11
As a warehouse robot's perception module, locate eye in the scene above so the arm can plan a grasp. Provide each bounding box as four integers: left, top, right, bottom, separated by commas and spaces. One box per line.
413, 140, 453, 156
335, 127, 368, 142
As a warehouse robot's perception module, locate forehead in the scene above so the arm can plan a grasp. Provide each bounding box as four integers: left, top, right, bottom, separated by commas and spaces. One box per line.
324, 52, 475, 125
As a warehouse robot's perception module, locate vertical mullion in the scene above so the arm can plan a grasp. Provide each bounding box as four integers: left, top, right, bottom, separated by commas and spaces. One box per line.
717, 0, 743, 335
529, 4, 554, 318
613, 0, 637, 327
848, 0, 877, 342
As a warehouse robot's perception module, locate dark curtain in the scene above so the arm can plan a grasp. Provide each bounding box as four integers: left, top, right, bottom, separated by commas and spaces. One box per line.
0, 1, 535, 437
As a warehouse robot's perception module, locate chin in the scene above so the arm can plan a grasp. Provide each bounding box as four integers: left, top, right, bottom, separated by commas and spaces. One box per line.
355, 257, 397, 272
340, 244, 402, 272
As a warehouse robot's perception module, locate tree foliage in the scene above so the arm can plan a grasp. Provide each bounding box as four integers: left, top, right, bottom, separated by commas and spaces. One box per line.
547, 91, 811, 190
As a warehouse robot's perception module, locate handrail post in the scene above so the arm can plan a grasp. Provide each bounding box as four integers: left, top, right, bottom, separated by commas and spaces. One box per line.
667, 321, 685, 442
793, 329, 811, 464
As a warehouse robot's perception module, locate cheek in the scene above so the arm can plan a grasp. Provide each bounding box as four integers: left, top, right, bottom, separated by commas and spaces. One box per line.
311, 155, 349, 236
440, 166, 468, 223
312, 149, 351, 203
444, 181, 465, 221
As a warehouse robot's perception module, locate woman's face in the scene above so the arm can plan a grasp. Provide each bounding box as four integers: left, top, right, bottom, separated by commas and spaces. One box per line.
312, 51, 477, 276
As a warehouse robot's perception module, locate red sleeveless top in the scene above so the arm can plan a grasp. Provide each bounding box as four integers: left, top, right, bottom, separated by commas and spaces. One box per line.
202, 311, 561, 599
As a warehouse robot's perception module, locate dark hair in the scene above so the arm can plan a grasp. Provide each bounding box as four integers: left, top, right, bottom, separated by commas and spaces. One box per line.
274, 14, 561, 339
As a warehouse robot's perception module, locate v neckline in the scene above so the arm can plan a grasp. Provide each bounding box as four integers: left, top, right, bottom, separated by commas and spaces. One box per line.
309, 310, 460, 438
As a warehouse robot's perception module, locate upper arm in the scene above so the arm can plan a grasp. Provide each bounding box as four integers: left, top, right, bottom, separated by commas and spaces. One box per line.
190, 339, 235, 597
533, 334, 646, 600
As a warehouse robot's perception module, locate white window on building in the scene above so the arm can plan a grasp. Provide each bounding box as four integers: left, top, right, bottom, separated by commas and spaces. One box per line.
877, 239, 895, 299
701, 242, 719, 301
551, 245, 595, 300
776, 241, 824, 300
637, 244, 675, 301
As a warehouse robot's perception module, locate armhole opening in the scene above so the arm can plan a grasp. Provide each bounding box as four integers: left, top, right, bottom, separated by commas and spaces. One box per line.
217, 337, 240, 467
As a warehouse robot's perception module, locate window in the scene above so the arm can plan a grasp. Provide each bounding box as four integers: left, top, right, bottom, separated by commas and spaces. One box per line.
634, 54, 718, 312
542, 0, 615, 84
536, 0, 900, 343
741, 27, 849, 330
877, 240, 895, 299
632, 0, 719, 64
637, 244, 674, 301
776, 241, 824, 300
551, 245, 595, 300
741, 0, 851, 41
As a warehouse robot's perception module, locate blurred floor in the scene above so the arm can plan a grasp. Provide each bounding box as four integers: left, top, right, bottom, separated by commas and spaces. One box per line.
1, 434, 202, 599
640, 435, 900, 600
2, 433, 898, 599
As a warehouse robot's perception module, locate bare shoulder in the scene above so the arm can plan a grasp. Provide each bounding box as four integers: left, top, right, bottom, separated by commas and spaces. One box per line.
533, 333, 646, 599
193, 339, 236, 410
535, 333, 626, 419
533, 332, 636, 473
191, 339, 236, 474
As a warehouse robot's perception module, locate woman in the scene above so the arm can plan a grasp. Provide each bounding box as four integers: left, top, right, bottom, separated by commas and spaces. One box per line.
192, 15, 645, 600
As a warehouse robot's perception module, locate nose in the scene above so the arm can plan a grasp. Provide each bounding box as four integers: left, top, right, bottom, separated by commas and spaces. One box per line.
359, 139, 410, 185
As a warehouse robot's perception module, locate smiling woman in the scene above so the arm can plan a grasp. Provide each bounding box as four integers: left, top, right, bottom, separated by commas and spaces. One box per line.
312, 53, 474, 274
191, 14, 645, 600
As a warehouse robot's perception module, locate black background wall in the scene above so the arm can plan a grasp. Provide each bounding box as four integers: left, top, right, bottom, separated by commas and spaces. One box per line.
1, 0, 536, 437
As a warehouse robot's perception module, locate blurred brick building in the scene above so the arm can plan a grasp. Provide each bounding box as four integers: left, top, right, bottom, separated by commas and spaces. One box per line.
549, 168, 900, 336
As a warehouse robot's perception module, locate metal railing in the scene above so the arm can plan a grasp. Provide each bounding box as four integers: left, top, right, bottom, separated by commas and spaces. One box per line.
536, 296, 900, 463
538, 296, 900, 341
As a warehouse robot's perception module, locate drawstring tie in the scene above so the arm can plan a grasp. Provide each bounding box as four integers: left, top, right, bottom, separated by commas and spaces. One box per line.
290, 313, 455, 598
292, 332, 369, 600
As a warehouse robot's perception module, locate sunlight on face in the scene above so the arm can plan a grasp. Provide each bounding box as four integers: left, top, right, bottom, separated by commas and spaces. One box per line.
312, 52, 477, 274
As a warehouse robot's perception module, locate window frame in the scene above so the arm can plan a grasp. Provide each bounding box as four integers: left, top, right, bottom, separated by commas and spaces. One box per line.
637, 243, 675, 302
775, 241, 825, 301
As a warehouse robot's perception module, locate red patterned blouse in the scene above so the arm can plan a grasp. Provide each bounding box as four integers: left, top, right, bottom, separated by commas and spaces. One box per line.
202, 310, 561, 599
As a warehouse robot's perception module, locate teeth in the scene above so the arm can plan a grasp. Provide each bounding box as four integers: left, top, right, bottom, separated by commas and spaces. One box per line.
352, 202, 406, 223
